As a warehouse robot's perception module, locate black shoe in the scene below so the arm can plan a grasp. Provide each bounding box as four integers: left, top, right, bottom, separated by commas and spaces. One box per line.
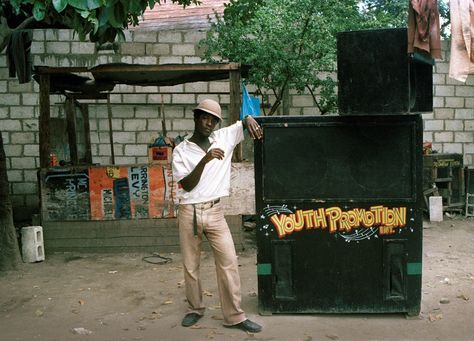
225, 319, 262, 333
181, 313, 202, 327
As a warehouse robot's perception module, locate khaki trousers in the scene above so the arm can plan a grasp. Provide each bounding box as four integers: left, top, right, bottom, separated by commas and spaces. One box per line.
177, 201, 246, 326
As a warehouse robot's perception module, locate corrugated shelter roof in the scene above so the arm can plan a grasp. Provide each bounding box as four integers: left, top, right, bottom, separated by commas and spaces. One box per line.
135, 0, 228, 31
33, 63, 249, 96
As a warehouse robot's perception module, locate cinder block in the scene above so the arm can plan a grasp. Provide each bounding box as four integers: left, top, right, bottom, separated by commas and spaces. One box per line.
124, 144, 147, 156
445, 120, 463, 131
435, 85, 454, 97
148, 119, 171, 132
173, 119, 195, 131
432, 97, 444, 108
424, 120, 444, 131
112, 132, 136, 143
21, 226, 45, 263
172, 44, 196, 56
184, 56, 203, 64
159, 56, 183, 64
32, 29, 45, 41
172, 94, 196, 104
432, 73, 445, 85
6, 169, 23, 182
57, 29, 72, 41
146, 43, 170, 55
115, 156, 137, 165
0, 107, 8, 119
22, 119, 39, 131
3, 144, 22, 157
159, 31, 182, 43
184, 82, 208, 93
133, 56, 157, 64
120, 42, 145, 55
455, 86, 474, 97
442, 143, 463, 154
423, 131, 433, 141
133, 31, 157, 42
209, 81, 229, 93
122, 94, 147, 104
159, 84, 184, 93
71, 42, 96, 54
23, 144, 39, 156
466, 98, 474, 107
435, 108, 455, 119
184, 31, 207, 43
445, 97, 464, 108
434, 62, 449, 74
434, 132, 453, 142
137, 131, 157, 144
455, 132, 474, 143
421, 112, 434, 120
10, 132, 34, 144
465, 120, 474, 130
21, 94, 39, 106
0, 94, 21, 105
46, 41, 70, 54
8, 81, 33, 93
124, 119, 147, 131
92, 156, 111, 165
1, 120, 22, 131
429, 196, 443, 222
13, 182, 37, 194
454, 108, 474, 119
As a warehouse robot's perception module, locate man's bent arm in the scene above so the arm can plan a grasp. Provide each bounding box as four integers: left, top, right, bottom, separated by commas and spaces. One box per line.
179, 148, 224, 192
179, 157, 207, 192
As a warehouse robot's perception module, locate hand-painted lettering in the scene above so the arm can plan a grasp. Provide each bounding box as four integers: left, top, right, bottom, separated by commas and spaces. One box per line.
270, 206, 407, 238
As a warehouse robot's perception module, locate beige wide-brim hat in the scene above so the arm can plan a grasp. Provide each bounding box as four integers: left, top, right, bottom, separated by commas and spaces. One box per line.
193, 99, 222, 121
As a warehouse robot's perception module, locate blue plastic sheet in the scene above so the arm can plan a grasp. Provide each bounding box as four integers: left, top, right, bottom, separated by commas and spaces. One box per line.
240, 81, 260, 120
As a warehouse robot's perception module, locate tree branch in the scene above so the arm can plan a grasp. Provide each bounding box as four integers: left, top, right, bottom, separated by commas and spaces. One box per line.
305, 85, 325, 114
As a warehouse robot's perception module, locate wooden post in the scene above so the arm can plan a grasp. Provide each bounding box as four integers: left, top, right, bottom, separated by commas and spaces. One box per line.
80, 103, 93, 164
229, 69, 241, 161
65, 97, 78, 165
38, 75, 51, 169
107, 94, 115, 164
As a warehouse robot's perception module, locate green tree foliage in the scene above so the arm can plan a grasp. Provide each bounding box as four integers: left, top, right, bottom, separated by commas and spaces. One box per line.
201, 0, 450, 115
1, 0, 199, 45
202, 0, 363, 115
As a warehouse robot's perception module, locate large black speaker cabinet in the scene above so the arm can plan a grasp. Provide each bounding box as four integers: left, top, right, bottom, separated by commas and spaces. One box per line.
337, 28, 433, 115
254, 114, 423, 316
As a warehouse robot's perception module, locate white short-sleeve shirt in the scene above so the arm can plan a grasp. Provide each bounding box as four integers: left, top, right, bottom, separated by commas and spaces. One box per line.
172, 121, 244, 204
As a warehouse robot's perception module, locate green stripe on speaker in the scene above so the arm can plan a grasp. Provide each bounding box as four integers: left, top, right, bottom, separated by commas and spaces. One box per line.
407, 262, 422, 275
257, 263, 272, 275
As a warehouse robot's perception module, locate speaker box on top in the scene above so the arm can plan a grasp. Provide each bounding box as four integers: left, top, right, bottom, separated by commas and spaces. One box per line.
337, 28, 433, 115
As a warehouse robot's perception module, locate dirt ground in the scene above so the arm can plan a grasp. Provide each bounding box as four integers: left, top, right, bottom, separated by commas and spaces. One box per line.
1, 215, 473, 341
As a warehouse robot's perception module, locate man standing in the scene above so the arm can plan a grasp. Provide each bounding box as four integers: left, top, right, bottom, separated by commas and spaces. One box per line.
172, 98, 263, 333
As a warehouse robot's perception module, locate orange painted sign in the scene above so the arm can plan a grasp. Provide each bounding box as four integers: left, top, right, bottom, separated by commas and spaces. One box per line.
89, 164, 177, 220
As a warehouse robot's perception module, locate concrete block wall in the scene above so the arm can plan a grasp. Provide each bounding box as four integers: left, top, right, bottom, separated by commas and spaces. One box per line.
0, 28, 473, 220
425, 41, 474, 166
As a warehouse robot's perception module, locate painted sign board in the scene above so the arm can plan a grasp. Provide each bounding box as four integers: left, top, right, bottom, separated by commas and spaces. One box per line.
40, 164, 177, 221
